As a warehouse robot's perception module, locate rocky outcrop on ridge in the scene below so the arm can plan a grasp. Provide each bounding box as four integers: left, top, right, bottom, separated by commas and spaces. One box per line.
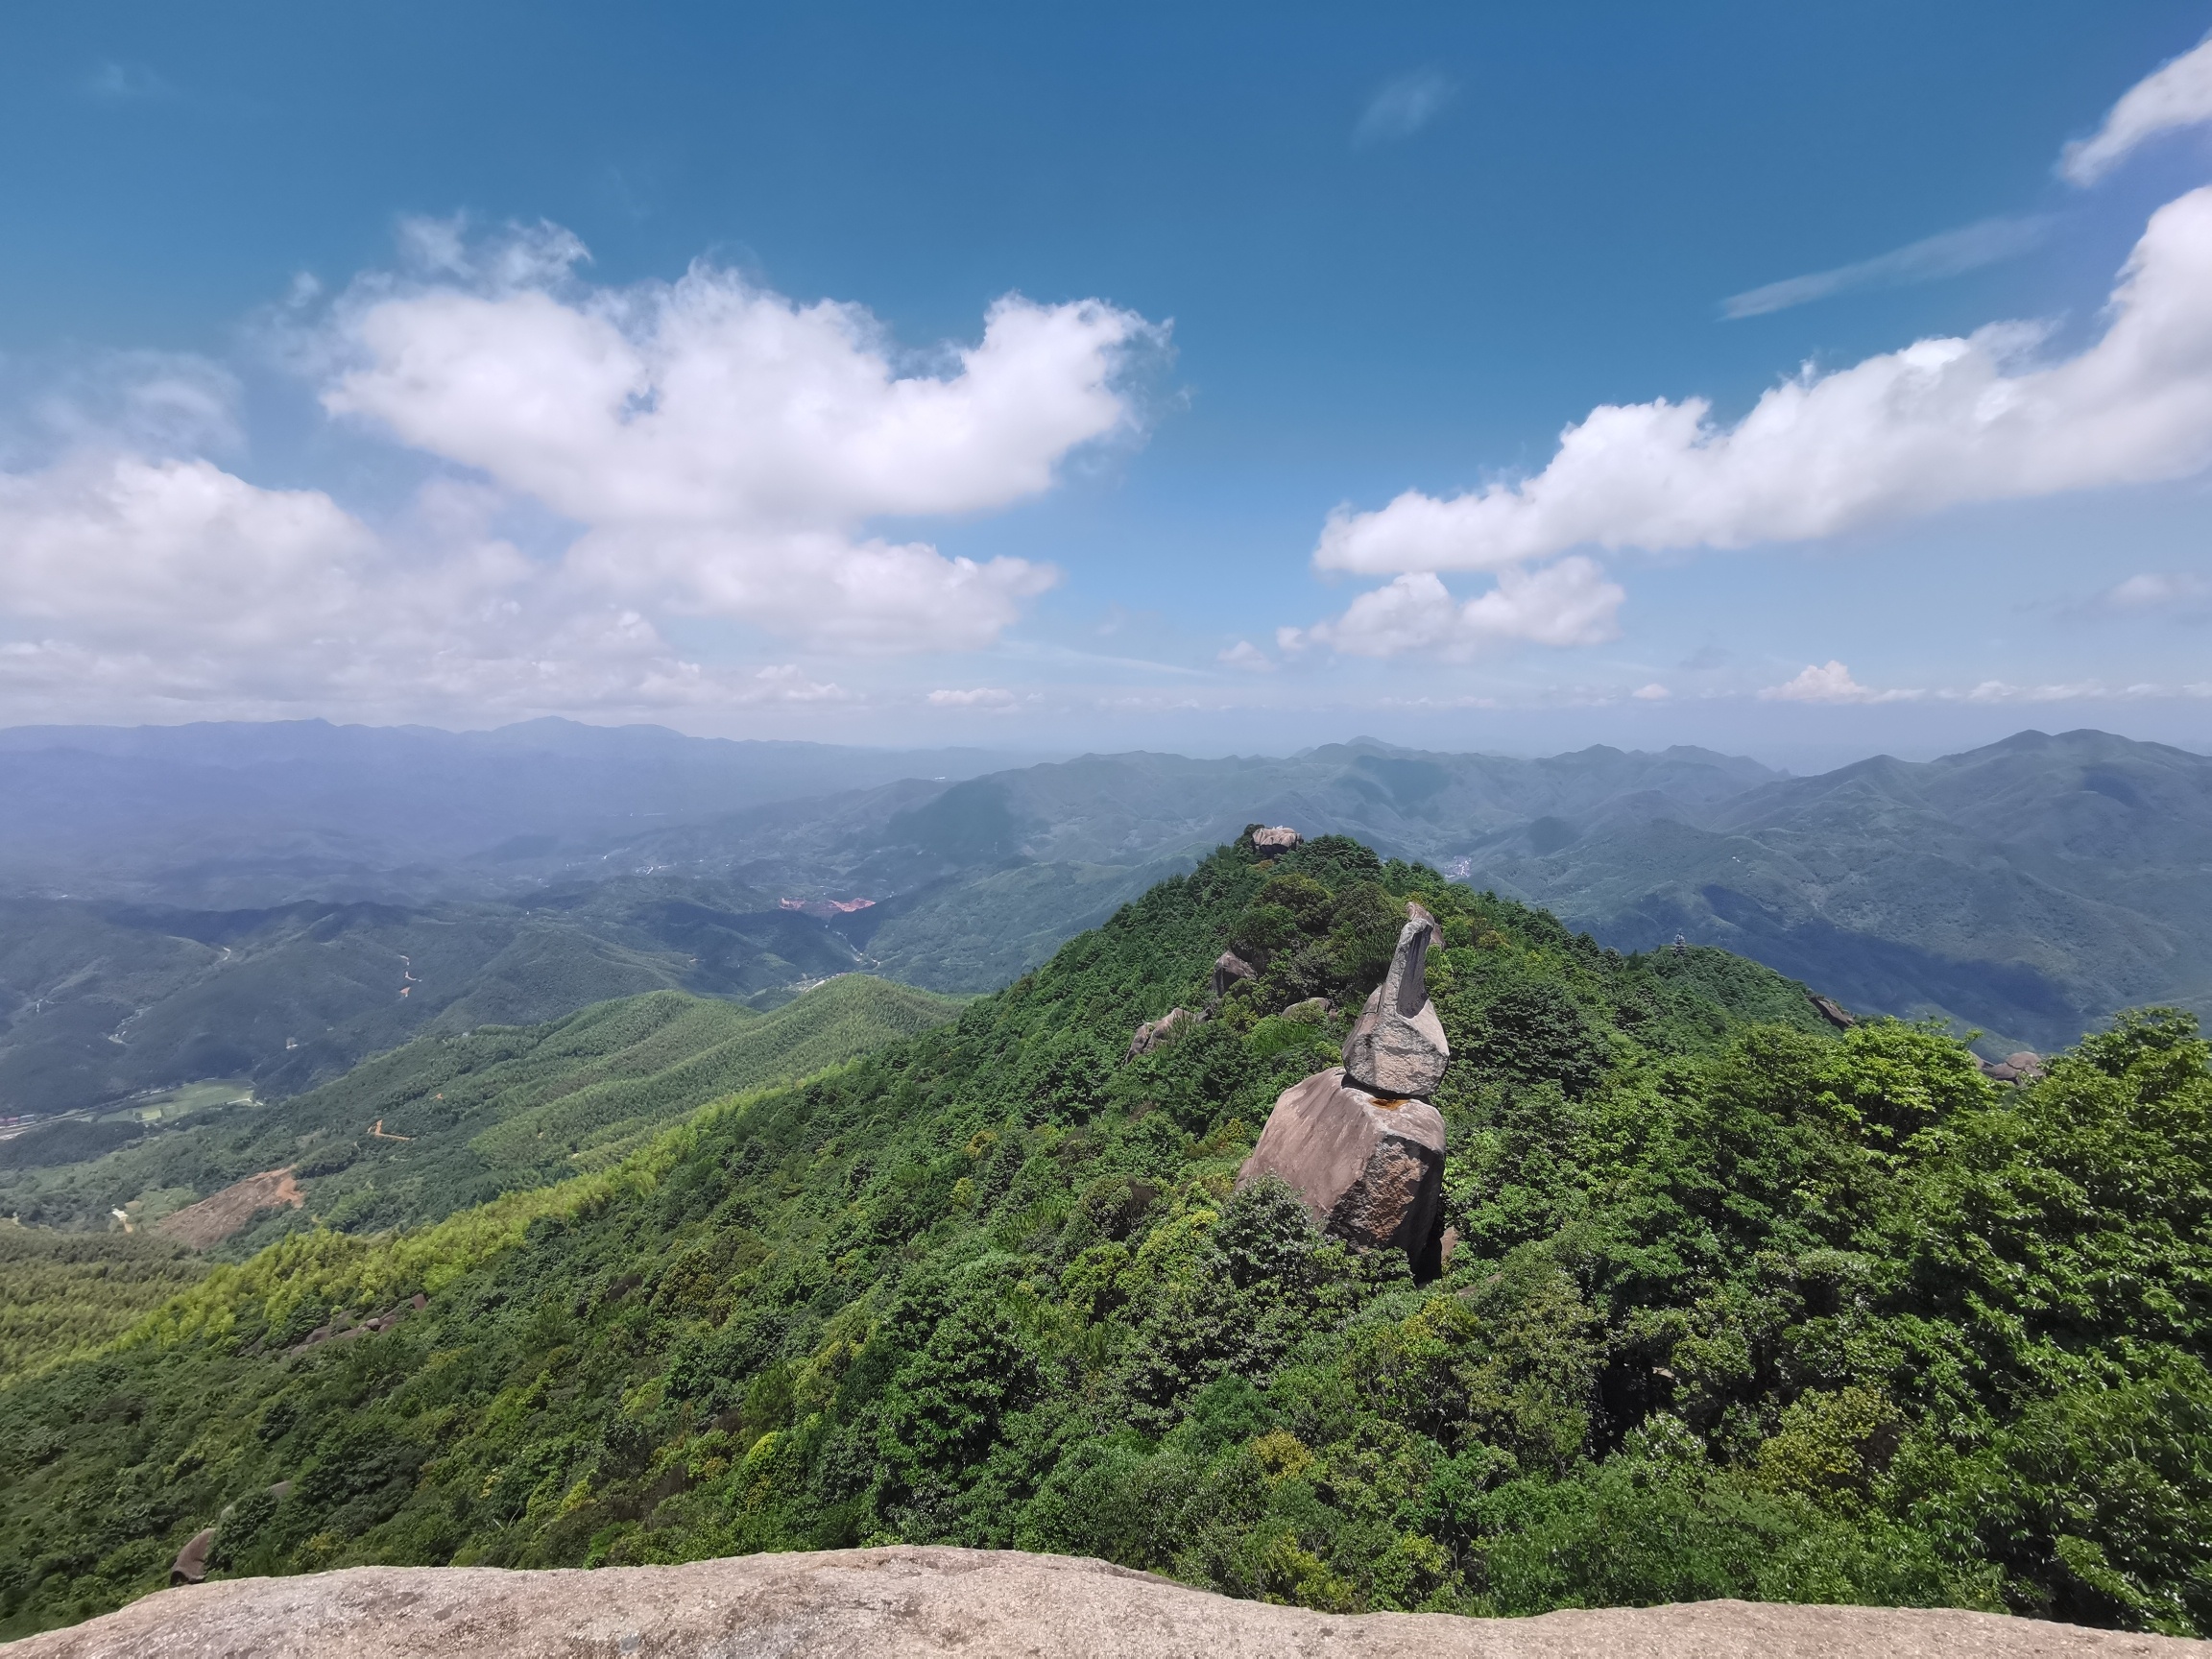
1124, 1006, 1200, 1060
13, 1548, 2199, 1659
1340, 901, 1449, 1099
1211, 950, 1258, 999
1238, 1069, 1446, 1257
1251, 825, 1302, 851
1238, 901, 1451, 1271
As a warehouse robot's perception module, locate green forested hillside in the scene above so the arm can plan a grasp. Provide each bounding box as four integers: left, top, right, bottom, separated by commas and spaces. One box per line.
0, 1230, 206, 1388
3, 834, 2209, 1641
0, 975, 962, 1249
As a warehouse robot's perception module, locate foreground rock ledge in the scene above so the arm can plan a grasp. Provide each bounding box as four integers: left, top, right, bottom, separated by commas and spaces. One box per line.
12, 1546, 2200, 1659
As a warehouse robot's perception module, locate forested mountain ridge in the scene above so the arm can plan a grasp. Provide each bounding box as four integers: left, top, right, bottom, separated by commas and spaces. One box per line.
4, 832, 2208, 1641
7, 725, 2201, 1126
2, 976, 963, 1248
1487, 729, 2212, 1052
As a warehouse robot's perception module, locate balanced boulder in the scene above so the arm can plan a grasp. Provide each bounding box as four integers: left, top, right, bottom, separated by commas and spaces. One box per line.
1240, 899, 1452, 1268
1340, 901, 1449, 1099
1211, 950, 1258, 999
1237, 1069, 1445, 1257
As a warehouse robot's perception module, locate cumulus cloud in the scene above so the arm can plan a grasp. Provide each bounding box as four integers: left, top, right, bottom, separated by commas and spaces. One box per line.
2060, 31, 2212, 185
926, 686, 1016, 708
320, 221, 1159, 652
1758, 661, 1922, 704
1282, 559, 1623, 660
0, 364, 858, 722
1217, 639, 1273, 672
1631, 682, 1671, 700
1315, 188, 2212, 573
1721, 215, 2051, 320
1355, 72, 1455, 146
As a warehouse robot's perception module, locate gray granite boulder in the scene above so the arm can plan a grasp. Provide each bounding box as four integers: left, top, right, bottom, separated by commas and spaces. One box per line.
1340, 901, 1449, 1099
1125, 1007, 1199, 1061
15, 1546, 2197, 1659
1211, 950, 1258, 999
1237, 1068, 1445, 1258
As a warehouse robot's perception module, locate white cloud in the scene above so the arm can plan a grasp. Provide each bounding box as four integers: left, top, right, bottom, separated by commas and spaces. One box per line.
1283, 558, 1623, 660
321, 222, 1160, 653
1631, 682, 1671, 700
1758, 661, 1922, 704
1218, 639, 1273, 672
0, 397, 853, 723
1355, 72, 1455, 146
1721, 215, 2051, 320
743, 664, 851, 703
2060, 31, 2212, 185
0, 454, 378, 649
926, 686, 1016, 708
1315, 188, 2212, 573
2095, 570, 2212, 612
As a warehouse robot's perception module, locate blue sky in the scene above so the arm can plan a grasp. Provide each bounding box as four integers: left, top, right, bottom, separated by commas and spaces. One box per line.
3, 2, 2211, 767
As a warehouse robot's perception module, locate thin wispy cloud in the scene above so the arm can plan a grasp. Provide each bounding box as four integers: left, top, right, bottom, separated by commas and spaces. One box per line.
2091, 571, 2212, 617
2060, 29, 2212, 185
1721, 215, 2052, 320
83, 60, 173, 102
1354, 71, 1455, 147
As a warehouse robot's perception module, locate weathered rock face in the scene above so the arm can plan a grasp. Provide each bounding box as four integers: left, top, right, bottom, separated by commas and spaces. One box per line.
1237, 1068, 1445, 1257
18, 1546, 2191, 1659
1340, 901, 1449, 1099
1124, 1007, 1200, 1061
1980, 1050, 2046, 1084
1251, 825, 1302, 851
1211, 950, 1258, 1000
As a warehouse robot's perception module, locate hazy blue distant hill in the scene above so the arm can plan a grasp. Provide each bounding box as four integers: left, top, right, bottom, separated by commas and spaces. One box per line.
579, 740, 1785, 990
3, 722, 2204, 1120
0, 718, 1039, 907
1480, 730, 2212, 1052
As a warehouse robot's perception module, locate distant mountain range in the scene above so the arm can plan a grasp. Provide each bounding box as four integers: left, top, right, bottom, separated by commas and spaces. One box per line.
0, 718, 2203, 1118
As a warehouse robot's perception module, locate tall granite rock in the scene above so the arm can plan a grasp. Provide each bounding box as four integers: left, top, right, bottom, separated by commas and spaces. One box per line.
1340, 901, 1448, 1098
1238, 901, 1450, 1272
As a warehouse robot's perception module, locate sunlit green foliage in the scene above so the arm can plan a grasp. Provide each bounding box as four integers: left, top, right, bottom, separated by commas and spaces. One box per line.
3, 832, 2208, 1640
0, 974, 962, 1249
0, 1229, 206, 1386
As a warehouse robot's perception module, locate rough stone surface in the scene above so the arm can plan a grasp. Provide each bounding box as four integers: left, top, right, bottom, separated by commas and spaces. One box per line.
167, 1528, 213, 1587
1212, 950, 1259, 999
13, 1548, 2200, 1659
1252, 825, 1302, 850
1238, 1068, 1445, 1255
1981, 1050, 2047, 1085
1340, 902, 1449, 1099
1809, 995, 1857, 1030
1124, 1007, 1199, 1061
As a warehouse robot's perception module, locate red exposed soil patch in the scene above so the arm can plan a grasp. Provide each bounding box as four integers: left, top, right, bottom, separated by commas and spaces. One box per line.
155, 1167, 305, 1249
